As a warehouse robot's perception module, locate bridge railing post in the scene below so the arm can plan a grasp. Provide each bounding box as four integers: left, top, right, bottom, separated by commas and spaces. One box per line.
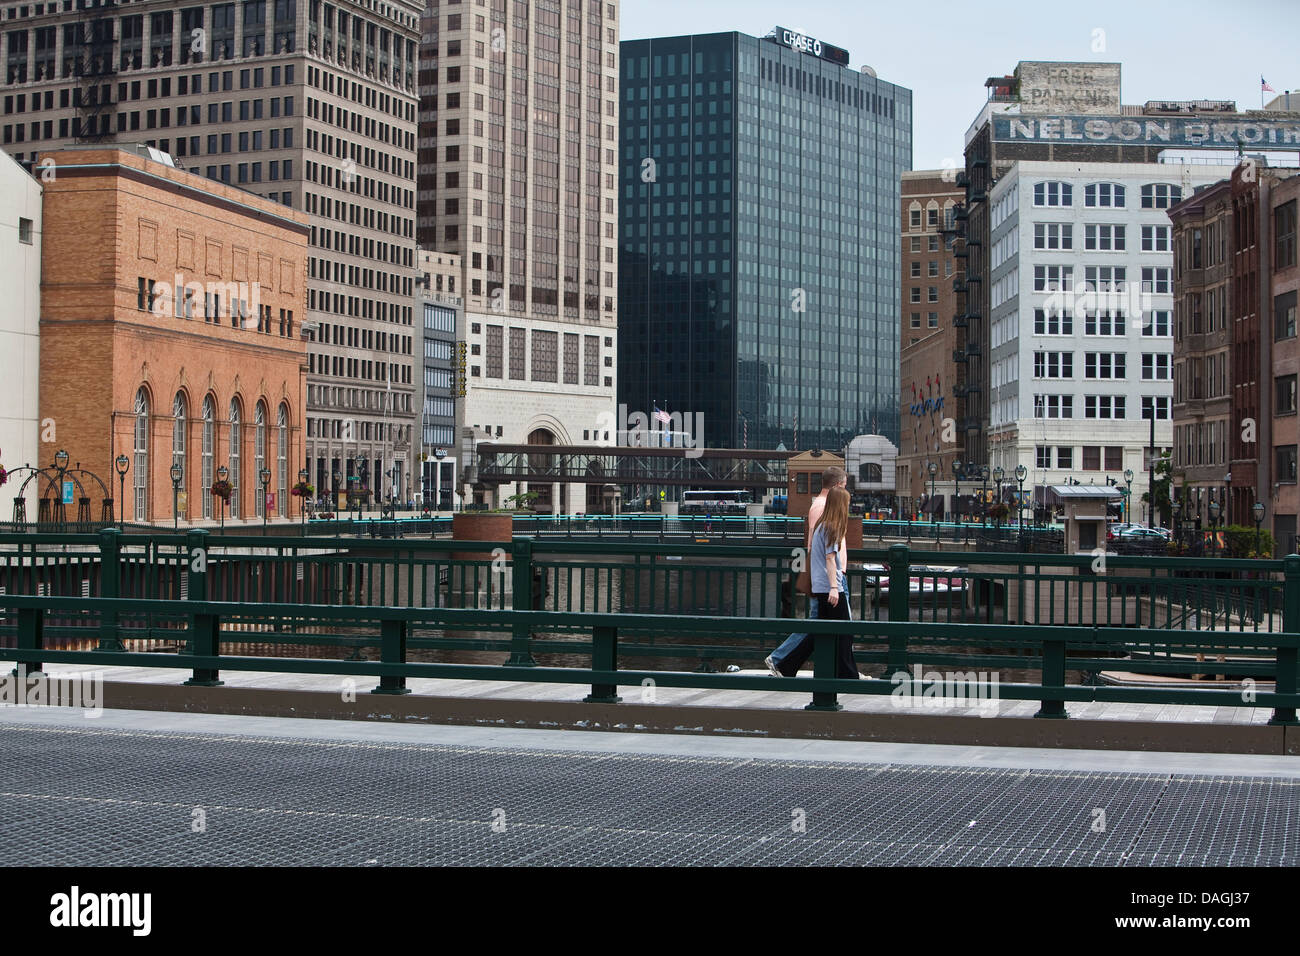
15, 605, 44, 677
1270, 554, 1300, 725
804, 626, 843, 712
97, 527, 124, 651
583, 623, 622, 703
506, 536, 537, 666
1034, 634, 1069, 719
180, 529, 209, 656
183, 609, 224, 687
885, 543, 910, 679
372, 614, 412, 695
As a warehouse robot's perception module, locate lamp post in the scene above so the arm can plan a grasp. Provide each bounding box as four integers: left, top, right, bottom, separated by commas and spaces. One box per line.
1123, 468, 1134, 525
299, 468, 309, 528
1253, 501, 1266, 557
114, 454, 129, 526
1015, 464, 1027, 535
1172, 499, 1181, 547
354, 455, 365, 523
980, 465, 990, 527
1208, 499, 1221, 558
992, 465, 1005, 527
952, 460, 963, 525
1224, 471, 1232, 528
216, 464, 229, 532
927, 461, 938, 524
170, 461, 183, 531
259, 466, 272, 535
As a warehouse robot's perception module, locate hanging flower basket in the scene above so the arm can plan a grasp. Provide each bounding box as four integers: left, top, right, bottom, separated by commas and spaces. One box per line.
0, 465, 7, 488
210, 479, 233, 501
290, 481, 314, 497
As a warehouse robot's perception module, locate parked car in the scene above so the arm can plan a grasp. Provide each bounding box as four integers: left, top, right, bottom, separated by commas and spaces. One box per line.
1116, 526, 1171, 541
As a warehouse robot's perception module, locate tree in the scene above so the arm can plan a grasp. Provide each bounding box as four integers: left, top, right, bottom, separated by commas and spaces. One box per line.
1139, 454, 1181, 527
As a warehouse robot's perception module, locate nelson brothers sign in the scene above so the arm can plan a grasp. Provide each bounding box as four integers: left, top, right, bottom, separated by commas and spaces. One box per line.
993, 115, 1300, 150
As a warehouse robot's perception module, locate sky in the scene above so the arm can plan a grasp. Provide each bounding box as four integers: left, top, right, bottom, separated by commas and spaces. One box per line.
620, 0, 1300, 170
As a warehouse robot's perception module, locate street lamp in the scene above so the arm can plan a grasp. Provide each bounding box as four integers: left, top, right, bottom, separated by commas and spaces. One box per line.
927, 461, 938, 524
170, 461, 183, 531
992, 466, 1005, 524
1209, 499, 1221, 558
259, 466, 272, 534
952, 460, 964, 524
299, 468, 309, 528
1014, 464, 1028, 533
216, 464, 229, 532
1123, 468, 1134, 525
354, 455, 365, 523
980, 465, 990, 527
1224, 471, 1232, 528
1172, 499, 1182, 545
1253, 501, 1266, 557
114, 454, 129, 526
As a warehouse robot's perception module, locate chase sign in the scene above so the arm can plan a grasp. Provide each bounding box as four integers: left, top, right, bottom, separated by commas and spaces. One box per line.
770, 27, 850, 67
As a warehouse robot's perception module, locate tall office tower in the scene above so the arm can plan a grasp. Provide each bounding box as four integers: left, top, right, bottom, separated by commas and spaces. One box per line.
414, 247, 461, 508
417, 0, 621, 514
618, 29, 911, 452
959, 60, 1300, 495
0, 0, 421, 505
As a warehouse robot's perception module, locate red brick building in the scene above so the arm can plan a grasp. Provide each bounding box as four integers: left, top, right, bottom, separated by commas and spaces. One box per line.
37, 144, 308, 524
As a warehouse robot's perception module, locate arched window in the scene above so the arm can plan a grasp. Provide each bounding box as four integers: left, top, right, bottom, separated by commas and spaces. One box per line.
202, 396, 214, 519
277, 403, 288, 517
172, 393, 187, 518
133, 388, 149, 521
254, 402, 267, 518
859, 463, 883, 484
228, 398, 242, 519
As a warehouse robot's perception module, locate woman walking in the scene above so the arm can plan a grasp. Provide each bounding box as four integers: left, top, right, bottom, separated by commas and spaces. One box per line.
771, 486, 860, 679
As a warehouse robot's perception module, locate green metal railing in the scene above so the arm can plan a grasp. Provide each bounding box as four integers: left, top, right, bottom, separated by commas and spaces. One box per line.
2, 587, 1298, 722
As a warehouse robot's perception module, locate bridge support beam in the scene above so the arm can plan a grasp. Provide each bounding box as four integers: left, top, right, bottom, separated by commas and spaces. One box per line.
584, 624, 622, 703
1269, 554, 1300, 726
372, 617, 411, 695
1034, 636, 1069, 719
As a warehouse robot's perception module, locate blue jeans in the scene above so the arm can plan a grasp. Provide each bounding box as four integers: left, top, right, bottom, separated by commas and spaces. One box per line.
771, 571, 847, 668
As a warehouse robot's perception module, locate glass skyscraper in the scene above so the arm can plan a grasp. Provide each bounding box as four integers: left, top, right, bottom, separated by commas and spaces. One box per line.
618, 30, 911, 450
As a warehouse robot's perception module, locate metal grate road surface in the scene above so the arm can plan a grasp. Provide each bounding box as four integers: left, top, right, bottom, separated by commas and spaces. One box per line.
0, 722, 1296, 866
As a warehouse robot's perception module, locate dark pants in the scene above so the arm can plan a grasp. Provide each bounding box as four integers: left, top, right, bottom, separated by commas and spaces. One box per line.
777, 591, 859, 679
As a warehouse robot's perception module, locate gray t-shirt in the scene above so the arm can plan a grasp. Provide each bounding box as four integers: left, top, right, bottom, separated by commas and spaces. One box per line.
809, 523, 839, 594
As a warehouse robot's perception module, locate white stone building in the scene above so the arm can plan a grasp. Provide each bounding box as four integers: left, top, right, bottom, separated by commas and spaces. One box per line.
0, 153, 41, 486
986, 159, 1237, 521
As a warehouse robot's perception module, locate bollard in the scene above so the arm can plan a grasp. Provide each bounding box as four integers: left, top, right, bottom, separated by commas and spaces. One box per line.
1269, 554, 1300, 725
372, 616, 412, 695
804, 628, 843, 711
584, 624, 622, 703
506, 536, 537, 666
1034, 635, 1069, 719
97, 528, 124, 651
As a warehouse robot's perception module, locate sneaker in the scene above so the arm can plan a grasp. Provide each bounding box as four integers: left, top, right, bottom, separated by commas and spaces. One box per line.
764, 655, 782, 677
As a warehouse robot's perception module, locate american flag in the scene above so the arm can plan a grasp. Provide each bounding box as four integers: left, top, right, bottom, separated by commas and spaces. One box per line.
653, 406, 670, 424
1263, 77, 1276, 93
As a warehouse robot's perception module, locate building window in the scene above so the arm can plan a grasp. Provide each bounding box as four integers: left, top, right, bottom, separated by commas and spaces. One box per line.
1032, 181, 1072, 207
484, 325, 503, 378
1278, 445, 1298, 483
1141, 183, 1182, 209
172, 392, 186, 516
1033, 265, 1073, 292
18, 217, 32, 243
1056, 446, 1073, 469
1032, 395, 1072, 419
531, 330, 557, 382
1084, 183, 1124, 208
228, 398, 242, 519
202, 395, 214, 519
1141, 225, 1171, 252
1140, 396, 1170, 420
1141, 353, 1171, 380
1082, 446, 1101, 470
1084, 266, 1125, 293
277, 403, 287, 517
584, 335, 600, 386
563, 333, 579, 385
1084, 224, 1125, 251
508, 328, 526, 380
1105, 446, 1123, 471
910, 287, 921, 304
254, 402, 267, 518
1278, 375, 1298, 415
1084, 311, 1125, 336
1033, 222, 1072, 250
910, 312, 921, 329
1084, 352, 1125, 379
1085, 395, 1125, 419
910, 261, 921, 278
927, 286, 937, 303
1033, 309, 1073, 335
927, 312, 938, 328
1276, 291, 1298, 341
1143, 311, 1171, 337
1032, 352, 1073, 379
1277, 200, 1297, 270
1141, 267, 1171, 294
133, 388, 149, 520
1035, 446, 1051, 469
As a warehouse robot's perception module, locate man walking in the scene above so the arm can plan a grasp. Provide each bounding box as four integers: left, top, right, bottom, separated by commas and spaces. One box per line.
765, 465, 849, 676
